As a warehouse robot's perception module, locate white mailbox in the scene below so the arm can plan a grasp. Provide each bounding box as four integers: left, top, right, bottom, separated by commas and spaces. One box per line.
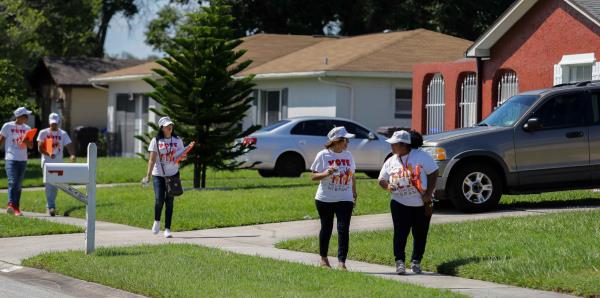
43, 143, 97, 254
44, 163, 90, 184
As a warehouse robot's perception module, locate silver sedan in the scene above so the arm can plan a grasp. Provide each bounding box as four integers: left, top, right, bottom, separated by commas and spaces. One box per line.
237, 117, 392, 177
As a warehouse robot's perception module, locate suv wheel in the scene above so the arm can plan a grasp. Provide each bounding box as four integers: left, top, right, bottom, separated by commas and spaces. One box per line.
449, 164, 502, 212
258, 169, 275, 177
274, 153, 305, 177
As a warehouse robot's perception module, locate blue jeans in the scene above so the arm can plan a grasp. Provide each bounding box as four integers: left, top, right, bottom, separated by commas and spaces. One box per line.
152, 173, 178, 229
45, 183, 58, 209
5, 160, 27, 206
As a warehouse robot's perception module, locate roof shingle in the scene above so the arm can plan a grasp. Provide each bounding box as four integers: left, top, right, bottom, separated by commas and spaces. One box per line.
42, 57, 144, 86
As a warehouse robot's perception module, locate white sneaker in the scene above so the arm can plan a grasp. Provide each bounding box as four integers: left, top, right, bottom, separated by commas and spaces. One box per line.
152, 221, 160, 234
164, 229, 172, 238
411, 260, 422, 274
395, 260, 406, 275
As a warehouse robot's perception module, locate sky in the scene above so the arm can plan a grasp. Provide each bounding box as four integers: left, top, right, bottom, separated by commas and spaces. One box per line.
104, 0, 167, 59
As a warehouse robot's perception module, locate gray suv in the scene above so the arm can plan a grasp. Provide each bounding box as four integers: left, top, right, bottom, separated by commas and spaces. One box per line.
425, 81, 600, 212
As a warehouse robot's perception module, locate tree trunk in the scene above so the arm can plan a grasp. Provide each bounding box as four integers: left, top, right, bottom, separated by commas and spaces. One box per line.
201, 163, 207, 188
193, 158, 201, 189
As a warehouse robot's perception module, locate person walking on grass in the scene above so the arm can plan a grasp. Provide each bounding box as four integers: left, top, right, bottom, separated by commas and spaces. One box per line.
0, 107, 34, 216
378, 130, 438, 275
142, 116, 194, 238
310, 126, 357, 270
37, 113, 76, 217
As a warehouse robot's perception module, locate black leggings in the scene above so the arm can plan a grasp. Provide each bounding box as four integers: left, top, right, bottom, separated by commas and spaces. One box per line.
390, 200, 431, 262
152, 174, 177, 229
315, 200, 354, 262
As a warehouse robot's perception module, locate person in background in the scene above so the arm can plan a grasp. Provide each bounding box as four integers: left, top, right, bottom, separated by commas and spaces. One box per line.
143, 116, 194, 238
37, 113, 76, 216
378, 130, 438, 275
310, 126, 357, 270
0, 107, 34, 216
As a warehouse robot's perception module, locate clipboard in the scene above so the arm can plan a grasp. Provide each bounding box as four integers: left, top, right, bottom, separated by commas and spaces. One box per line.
44, 138, 54, 156
175, 145, 193, 164
24, 128, 38, 142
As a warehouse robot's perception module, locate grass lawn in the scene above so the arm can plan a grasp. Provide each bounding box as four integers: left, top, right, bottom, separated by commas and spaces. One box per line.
23, 244, 463, 298
0, 214, 83, 238
10, 176, 391, 231
277, 210, 600, 297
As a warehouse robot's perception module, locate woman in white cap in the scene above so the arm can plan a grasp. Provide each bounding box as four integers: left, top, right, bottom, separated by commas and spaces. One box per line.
378, 130, 438, 275
143, 116, 194, 238
310, 126, 357, 270
0, 107, 34, 216
37, 113, 77, 216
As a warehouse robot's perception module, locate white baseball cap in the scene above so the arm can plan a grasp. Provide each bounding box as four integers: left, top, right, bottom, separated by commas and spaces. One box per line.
158, 116, 174, 127
14, 107, 32, 118
385, 130, 411, 144
327, 126, 355, 141
49, 113, 60, 124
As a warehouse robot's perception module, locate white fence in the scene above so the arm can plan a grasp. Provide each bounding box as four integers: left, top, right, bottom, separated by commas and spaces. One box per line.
497, 71, 518, 106
425, 74, 445, 134
459, 73, 478, 128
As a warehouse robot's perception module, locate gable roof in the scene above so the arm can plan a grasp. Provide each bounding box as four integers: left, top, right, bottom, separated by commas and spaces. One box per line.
91, 30, 471, 82
91, 34, 330, 82
467, 0, 600, 57
38, 57, 144, 86
239, 29, 471, 78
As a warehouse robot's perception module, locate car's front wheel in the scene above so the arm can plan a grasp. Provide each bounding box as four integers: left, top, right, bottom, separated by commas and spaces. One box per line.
449, 163, 502, 212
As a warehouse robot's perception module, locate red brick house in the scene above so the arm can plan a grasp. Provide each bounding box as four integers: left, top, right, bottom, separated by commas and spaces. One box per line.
412, 0, 600, 134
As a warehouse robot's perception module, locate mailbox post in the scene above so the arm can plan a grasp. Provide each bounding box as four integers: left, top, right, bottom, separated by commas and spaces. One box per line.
43, 143, 97, 254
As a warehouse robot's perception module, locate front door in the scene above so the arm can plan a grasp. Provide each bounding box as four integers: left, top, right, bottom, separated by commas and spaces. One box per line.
291, 120, 332, 167
116, 94, 136, 156
514, 92, 591, 188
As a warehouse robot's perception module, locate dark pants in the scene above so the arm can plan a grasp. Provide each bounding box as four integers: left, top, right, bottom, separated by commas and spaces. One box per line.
6, 160, 27, 206
315, 200, 354, 262
152, 173, 178, 229
390, 200, 431, 262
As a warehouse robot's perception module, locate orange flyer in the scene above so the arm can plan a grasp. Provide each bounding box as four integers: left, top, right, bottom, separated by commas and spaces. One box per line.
24, 128, 38, 142
175, 145, 193, 164
44, 138, 54, 155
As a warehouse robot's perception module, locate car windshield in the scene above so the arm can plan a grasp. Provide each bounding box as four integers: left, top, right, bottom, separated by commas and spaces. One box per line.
258, 120, 290, 132
479, 95, 539, 127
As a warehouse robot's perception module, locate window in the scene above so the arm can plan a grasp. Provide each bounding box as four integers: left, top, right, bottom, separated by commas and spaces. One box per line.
290, 120, 332, 136
481, 95, 538, 127
258, 120, 290, 132
394, 89, 412, 119
533, 93, 588, 130
496, 71, 518, 106
255, 89, 288, 126
568, 64, 592, 83
331, 120, 372, 139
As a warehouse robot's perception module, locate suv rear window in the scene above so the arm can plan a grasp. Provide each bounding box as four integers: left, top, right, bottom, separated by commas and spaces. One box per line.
592, 91, 600, 125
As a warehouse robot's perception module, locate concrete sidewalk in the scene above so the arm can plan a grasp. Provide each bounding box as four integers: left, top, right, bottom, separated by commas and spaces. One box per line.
2, 206, 596, 297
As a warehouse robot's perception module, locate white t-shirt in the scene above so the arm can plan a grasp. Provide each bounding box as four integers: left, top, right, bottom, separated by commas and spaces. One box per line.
378, 149, 438, 207
310, 149, 356, 203
0, 122, 31, 161
148, 137, 185, 177
37, 128, 72, 167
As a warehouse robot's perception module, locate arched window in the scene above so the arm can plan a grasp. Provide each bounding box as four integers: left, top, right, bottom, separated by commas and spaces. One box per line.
496, 70, 518, 106
459, 73, 477, 128
425, 73, 445, 134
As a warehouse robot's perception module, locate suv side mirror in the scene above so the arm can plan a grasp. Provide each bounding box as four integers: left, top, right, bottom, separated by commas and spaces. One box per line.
368, 132, 376, 140
523, 117, 541, 132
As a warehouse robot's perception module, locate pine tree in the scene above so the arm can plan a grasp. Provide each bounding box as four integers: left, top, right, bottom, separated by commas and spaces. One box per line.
142, 2, 258, 188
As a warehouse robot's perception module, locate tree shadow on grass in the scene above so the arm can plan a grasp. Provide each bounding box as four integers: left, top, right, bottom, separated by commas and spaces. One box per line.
63, 203, 115, 217
500, 197, 600, 210
436, 256, 505, 275
186, 183, 314, 191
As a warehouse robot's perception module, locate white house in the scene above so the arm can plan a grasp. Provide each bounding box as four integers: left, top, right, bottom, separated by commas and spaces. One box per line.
90, 30, 471, 156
